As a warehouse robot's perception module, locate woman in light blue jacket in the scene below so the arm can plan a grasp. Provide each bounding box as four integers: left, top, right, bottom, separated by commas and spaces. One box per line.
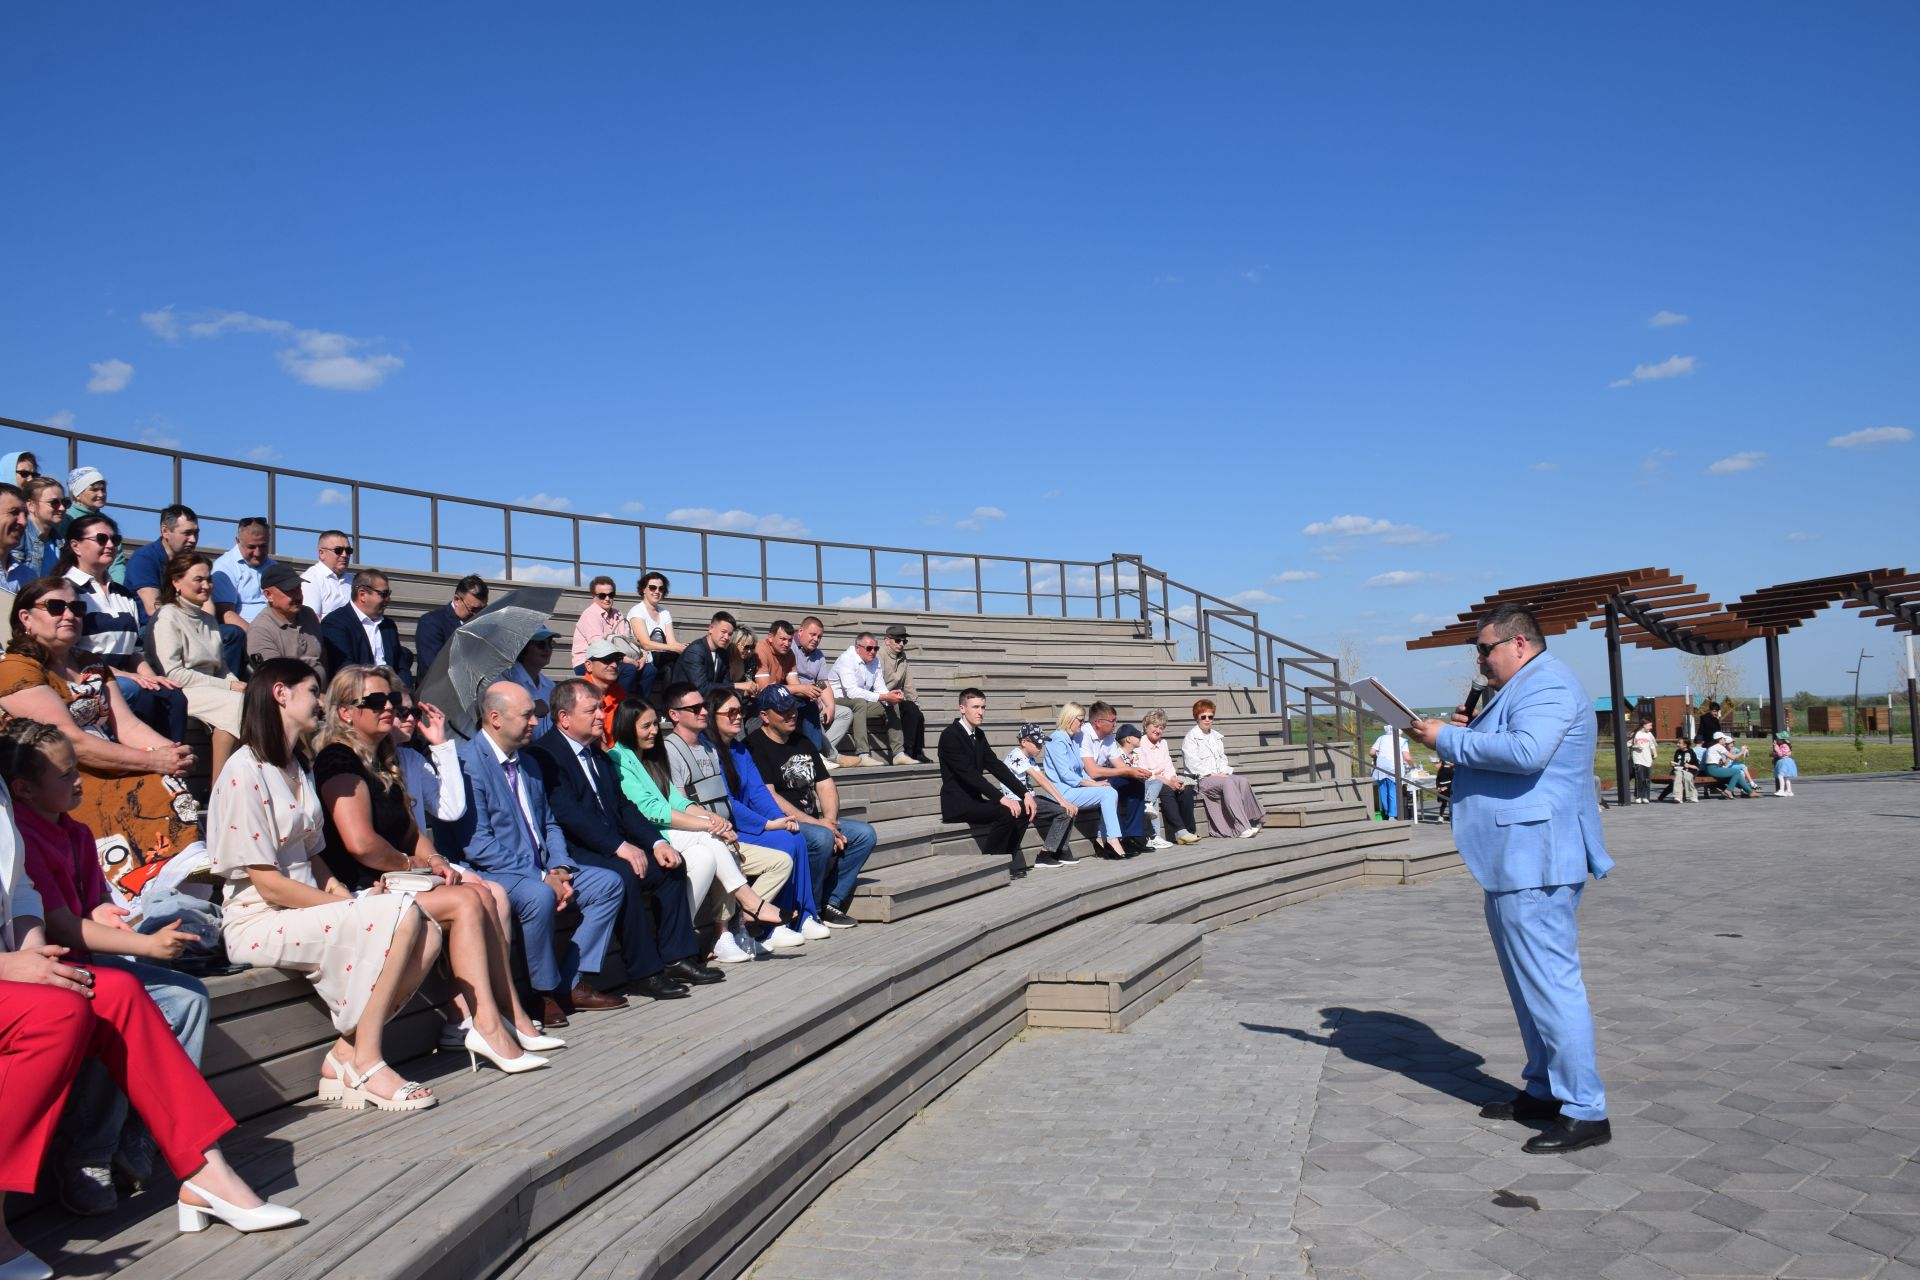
1041, 702, 1128, 860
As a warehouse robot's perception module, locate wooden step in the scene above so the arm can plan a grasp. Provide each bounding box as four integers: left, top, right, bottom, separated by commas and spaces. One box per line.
1264, 799, 1374, 828
1024, 922, 1203, 1031
847, 853, 1009, 922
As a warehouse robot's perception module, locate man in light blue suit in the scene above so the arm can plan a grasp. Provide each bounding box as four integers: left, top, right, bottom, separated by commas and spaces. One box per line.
1409, 604, 1614, 1154
440, 680, 628, 1025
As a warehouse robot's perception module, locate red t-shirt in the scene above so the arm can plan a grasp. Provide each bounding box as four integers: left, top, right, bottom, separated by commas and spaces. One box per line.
17, 805, 112, 959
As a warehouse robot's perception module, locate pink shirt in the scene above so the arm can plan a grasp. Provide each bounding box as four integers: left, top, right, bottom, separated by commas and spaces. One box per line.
1135, 737, 1180, 783
16, 806, 111, 959
571, 603, 633, 668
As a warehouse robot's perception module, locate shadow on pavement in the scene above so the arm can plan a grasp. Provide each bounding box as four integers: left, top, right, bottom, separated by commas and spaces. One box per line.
1243, 1006, 1511, 1105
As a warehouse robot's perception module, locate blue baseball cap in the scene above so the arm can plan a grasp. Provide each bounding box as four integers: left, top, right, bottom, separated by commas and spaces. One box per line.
1018, 722, 1047, 747
755, 685, 801, 716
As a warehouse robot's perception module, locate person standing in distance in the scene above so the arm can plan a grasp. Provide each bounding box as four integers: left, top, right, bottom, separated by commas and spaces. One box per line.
1407, 603, 1613, 1155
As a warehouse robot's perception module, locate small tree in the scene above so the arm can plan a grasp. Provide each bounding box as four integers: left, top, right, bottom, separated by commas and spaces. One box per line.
1679, 651, 1747, 706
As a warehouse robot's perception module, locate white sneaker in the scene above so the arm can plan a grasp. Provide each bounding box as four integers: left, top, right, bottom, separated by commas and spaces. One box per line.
713, 930, 754, 964
1147, 837, 1173, 850
766, 924, 807, 950
892, 753, 917, 766
1240, 826, 1261, 839
821, 756, 841, 772
800, 915, 832, 941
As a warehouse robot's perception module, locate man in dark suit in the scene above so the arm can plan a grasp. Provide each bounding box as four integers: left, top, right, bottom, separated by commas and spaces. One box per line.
529, 679, 719, 997
413, 574, 488, 675
439, 680, 627, 1024
318, 568, 414, 686
936, 686, 1035, 879
673, 609, 738, 699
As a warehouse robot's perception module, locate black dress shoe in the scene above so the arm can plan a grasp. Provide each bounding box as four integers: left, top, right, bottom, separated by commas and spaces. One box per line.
1523, 1117, 1611, 1154
1479, 1091, 1564, 1121
664, 958, 725, 986
632, 974, 693, 1001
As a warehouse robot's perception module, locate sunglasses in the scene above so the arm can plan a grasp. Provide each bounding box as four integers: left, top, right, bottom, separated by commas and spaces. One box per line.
593, 591, 614, 600
1475, 636, 1521, 659
34, 599, 77, 617
353, 692, 404, 712
715, 707, 742, 719
362, 588, 392, 600
391, 702, 417, 718
1196, 714, 1214, 721
76, 533, 123, 547
671, 703, 708, 715
321, 544, 353, 556
42, 497, 72, 509
14, 468, 35, 479
857, 644, 878, 653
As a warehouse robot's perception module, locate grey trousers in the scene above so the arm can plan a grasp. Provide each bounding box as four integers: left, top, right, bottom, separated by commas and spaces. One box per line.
1033, 793, 1075, 854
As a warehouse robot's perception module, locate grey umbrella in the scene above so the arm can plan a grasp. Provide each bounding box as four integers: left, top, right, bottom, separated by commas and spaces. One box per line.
416, 586, 563, 739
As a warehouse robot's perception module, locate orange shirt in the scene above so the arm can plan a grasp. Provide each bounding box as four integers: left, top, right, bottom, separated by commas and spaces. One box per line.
753, 637, 795, 688
592, 681, 625, 747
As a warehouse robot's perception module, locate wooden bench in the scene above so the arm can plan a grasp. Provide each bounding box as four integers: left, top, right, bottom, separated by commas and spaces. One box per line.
1023, 922, 1203, 1030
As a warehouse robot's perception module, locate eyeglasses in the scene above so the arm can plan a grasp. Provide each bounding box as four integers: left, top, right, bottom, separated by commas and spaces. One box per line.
671, 703, 708, 716
353, 693, 403, 712
42, 497, 71, 510
1474, 636, 1522, 659
1196, 714, 1215, 721
362, 588, 392, 600
857, 643, 878, 653
321, 544, 352, 556
715, 707, 742, 720
644, 584, 665, 593
34, 599, 77, 617
76, 533, 123, 547
593, 591, 614, 600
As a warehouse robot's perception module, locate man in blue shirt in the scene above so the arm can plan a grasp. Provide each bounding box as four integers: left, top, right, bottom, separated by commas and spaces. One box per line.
125, 504, 201, 613
211, 515, 273, 627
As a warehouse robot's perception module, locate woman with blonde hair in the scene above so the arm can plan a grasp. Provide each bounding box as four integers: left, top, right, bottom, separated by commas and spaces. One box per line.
314, 665, 557, 1076
1040, 702, 1128, 859
1181, 699, 1264, 837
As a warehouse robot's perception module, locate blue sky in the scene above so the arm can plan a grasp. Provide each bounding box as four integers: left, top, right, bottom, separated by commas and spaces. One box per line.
4, 3, 1916, 705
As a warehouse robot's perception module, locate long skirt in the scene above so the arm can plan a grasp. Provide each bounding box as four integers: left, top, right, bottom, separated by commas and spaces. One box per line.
1197, 774, 1263, 835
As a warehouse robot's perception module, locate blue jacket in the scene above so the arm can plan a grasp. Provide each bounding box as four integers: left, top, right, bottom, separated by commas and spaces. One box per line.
1437, 650, 1612, 893
713, 734, 789, 840
1041, 729, 1090, 789
412, 603, 463, 676
437, 733, 576, 877
318, 604, 414, 687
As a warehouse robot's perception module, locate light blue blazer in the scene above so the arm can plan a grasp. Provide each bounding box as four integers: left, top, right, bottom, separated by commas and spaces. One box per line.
441, 734, 576, 878
1436, 651, 1613, 893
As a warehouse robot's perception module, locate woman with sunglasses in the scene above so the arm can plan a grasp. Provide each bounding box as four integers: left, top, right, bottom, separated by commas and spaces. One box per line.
212, 658, 442, 1115
18, 478, 69, 581
313, 667, 556, 1076
1040, 702, 1129, 860
607, 698, 793, 964
0, 578, 202, 901
626, 572, 683, 703
1180, 699, 1264, 838
59, 513, 188, 745
151, 550, 246, 779
385, 692, 466, 833
702, 687, 820, 947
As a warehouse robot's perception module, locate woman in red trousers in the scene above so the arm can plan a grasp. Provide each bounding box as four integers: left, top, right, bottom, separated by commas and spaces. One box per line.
1, 784, 299, 1280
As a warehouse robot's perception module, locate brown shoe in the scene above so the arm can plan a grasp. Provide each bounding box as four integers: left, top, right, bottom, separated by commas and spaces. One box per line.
569, 984, 629, 1012
538, 996, 571, 1028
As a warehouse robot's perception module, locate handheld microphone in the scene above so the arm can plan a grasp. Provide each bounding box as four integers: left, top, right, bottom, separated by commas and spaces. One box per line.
1460, 675, 1490, 719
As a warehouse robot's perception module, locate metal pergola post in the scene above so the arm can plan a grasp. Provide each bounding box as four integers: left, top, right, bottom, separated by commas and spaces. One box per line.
1604, 601, 1630, 808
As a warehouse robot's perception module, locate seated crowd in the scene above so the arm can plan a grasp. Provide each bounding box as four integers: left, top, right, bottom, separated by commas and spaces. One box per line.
0, 474, 1268, 1274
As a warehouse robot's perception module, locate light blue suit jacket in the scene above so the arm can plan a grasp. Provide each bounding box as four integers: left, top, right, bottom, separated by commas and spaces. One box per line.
441, 734, 576, 878
1436, 650, 1613, 893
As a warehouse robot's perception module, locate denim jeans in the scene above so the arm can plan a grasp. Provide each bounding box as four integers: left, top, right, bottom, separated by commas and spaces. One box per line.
57, 956, 210, 1167
796, 817, 878, 910
115, 678, 188, 742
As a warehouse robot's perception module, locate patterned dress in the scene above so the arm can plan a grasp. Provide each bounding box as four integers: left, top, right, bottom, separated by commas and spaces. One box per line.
0, 652, 205, 898
210, 745, 427, 1034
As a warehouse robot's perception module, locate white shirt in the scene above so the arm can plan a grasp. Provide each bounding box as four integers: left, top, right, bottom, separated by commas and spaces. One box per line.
1181, 726, 1233, 778
1076, 724, 1120, 768
399, 740, 465, 833
830, 645, 887, 703
1370, 731, 1411, 782
301, 561, 353, 622
353, 605, 388, 665
627, 602, 674, 668
485, 732, 540, 849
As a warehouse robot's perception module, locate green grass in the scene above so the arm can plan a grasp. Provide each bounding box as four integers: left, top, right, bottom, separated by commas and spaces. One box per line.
1591, 734, 1915, 783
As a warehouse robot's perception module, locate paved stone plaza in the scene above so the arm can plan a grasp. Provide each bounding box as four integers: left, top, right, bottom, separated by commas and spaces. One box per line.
750, 773, 1920, 1279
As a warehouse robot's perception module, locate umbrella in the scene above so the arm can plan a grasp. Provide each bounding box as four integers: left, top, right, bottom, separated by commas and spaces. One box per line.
416, 586, 562, 739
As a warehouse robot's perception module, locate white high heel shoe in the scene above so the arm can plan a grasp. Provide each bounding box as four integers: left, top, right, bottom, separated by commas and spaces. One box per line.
466, 1027, 550, 1074
515, 1026, 566, 1051
176, 1180, 302, 1234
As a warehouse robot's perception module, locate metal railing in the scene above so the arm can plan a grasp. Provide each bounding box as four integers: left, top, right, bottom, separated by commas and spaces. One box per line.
6, 416, 1389, 779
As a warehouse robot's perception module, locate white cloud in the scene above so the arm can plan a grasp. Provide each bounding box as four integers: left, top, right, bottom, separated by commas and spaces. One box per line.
87, 358, 134, 393
620, 501, 647, 514
168, 309, 403, 391
1363, 570, 1429, 589
1827, 426, 1912, 449
1706, 451, 1767, 475
1041, 488, 1061, 499
517, 492, 572, 512
509, 564, 574, 585
1648, 309, 1689, 328
1409, 612, 1454, 627
1299, 514, 1445, 545
1634, 448, 1677, 486
834, 588, 900, 609
1610, 354, 1696, 388
1228, 589, 1280, 607
246, 445, 280, 463
1785, 531, 1817, 542
954, 505, 1007, 531
1269, 569, 1320, 584
316, 487, 349, 506
1530, 462, 1558, 472
137, 425, 181, 448
44, 409, 75, 430
666, 507, 810, 537
926, 556, 974, 575
1168, 604, 1197, 623
141, 306, 181, 341
1241, 264, 1270, 282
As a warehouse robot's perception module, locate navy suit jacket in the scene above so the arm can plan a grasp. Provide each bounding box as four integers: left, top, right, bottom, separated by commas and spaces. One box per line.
412, 603, 462, 676
318, 604, 415, 687
1436, 650, 1613, 893
674, 637, 730, 697
528, 728, 669, 861
437, 732, 574, 878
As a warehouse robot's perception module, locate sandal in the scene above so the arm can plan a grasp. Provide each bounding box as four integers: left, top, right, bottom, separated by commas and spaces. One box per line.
317, 1050, 349, 1104
341, 1059, 436, 1112
736, 893, 799, 928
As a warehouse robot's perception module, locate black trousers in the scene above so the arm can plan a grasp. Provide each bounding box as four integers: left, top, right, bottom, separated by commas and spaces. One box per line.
1630, 763, 1651, 802
567, 846, 698, 984
946, 795, 1031, 857
1159, 783, 1197, 835
887, 700, 926, 759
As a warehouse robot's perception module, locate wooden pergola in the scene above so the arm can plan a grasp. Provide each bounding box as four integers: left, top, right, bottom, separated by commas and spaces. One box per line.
1406, 567, 1919, 804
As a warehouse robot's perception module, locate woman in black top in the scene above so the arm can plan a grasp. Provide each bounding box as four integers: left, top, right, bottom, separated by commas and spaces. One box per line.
315, 665, 556, 1070
1695, 702, 1722, 746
